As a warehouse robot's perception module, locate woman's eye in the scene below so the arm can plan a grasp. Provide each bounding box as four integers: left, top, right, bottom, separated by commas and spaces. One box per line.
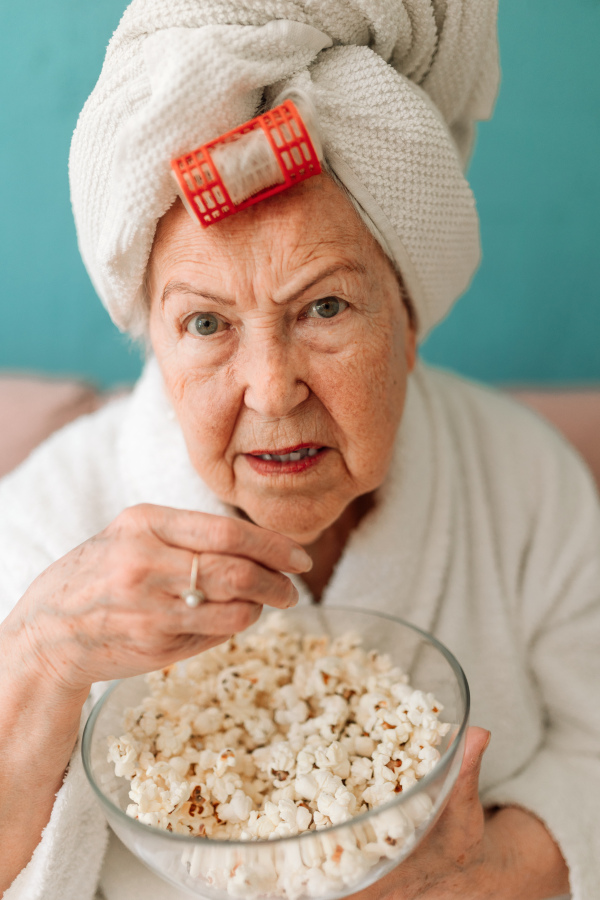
305, 297, 348, 319
186, 313, 226, 336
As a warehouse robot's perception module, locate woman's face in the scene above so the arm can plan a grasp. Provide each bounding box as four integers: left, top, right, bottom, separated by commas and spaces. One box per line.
148, 175, 416, 545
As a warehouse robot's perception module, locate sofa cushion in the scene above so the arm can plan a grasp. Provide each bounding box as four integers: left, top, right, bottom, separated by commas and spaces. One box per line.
0, 375, 103, 479
513, 390, 600, 490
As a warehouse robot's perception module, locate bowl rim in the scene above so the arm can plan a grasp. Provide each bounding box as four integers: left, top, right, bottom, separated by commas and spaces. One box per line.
82, 604, 470, 847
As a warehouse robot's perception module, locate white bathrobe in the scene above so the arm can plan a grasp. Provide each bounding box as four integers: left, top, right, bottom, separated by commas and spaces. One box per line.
2, 359, 598, 900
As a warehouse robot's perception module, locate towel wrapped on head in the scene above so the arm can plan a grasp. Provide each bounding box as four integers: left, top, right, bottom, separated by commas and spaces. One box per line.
69, 0, 499, 337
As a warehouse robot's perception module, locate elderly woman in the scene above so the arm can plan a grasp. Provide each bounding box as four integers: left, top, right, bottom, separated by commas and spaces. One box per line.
1, 1, 599, 898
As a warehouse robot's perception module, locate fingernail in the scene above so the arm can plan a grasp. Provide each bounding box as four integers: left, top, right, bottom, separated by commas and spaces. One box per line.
290, 547, 313, 572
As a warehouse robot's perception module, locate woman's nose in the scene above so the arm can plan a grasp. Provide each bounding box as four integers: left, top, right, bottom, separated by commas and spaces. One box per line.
240, 337, 309, 419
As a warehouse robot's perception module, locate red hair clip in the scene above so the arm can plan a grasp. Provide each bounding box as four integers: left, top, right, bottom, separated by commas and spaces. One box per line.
171, 99, 322, 228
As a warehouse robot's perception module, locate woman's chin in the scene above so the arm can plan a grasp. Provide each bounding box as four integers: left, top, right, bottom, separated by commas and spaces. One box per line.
235, 497, 342, 547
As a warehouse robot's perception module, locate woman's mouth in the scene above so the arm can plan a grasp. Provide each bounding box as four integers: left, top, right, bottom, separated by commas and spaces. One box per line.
244, 443, 328, 475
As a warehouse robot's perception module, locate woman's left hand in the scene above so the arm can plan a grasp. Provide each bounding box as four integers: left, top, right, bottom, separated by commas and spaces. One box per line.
347, 727, 569, 900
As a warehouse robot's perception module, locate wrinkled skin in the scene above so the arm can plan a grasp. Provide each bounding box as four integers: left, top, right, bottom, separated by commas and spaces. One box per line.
147, 175, 416, 550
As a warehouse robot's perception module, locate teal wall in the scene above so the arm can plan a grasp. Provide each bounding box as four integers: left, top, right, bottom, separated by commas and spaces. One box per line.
1, 1, 599, 388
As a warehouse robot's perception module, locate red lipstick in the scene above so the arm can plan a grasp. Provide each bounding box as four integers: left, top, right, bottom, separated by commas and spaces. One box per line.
244, 443, 328, 475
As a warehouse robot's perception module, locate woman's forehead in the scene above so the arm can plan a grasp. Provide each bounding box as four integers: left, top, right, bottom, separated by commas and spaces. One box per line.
151, 175, 377, 284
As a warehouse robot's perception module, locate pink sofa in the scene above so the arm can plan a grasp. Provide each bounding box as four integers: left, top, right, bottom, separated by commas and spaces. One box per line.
0, 376, 105, 478
1, 374, 600, 489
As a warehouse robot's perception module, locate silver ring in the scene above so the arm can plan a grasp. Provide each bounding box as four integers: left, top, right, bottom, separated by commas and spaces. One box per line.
182, 554, 205, 608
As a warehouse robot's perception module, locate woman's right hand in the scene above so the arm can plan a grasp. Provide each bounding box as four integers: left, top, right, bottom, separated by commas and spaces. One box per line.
4, 503, 312, 697
2, 502, 311, 891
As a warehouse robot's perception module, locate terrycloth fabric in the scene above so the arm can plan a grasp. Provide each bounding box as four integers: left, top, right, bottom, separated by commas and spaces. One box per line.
69, 0, 499, 337
3, 714, 109, 900
2, 359, 600, 900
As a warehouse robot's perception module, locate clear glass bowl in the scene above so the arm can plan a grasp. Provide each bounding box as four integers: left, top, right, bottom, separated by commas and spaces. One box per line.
82, 605, 469, 900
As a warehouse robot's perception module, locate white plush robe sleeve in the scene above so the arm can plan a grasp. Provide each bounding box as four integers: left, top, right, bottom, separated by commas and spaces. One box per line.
482, 430, 600, 900
4, 735, 108, 900
0, 407, 124, 900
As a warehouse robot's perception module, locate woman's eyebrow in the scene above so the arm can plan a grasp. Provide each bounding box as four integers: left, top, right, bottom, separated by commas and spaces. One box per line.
277, 262, 366, 304
161, 281, 235, 309
161, 263, 366, 309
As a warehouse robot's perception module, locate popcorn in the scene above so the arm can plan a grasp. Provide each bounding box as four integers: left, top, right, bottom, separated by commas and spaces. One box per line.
354, 735, 376, 758
219, 790, 254, 824
294, 772, 319, 802
296, 747, 316, 776
193, 707, 225, 736
349, 757, 373, 785
316, 785, 356, 825
108, 614, 451, 898
107, 736, 138, 779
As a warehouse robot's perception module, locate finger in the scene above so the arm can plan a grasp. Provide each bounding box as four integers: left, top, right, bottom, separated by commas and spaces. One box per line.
185, 553, 299, 609
168, 599, 263, 636
128, 505, 313, 574
449, 726, 491, 810
428, 727, 490, 851
141, 546, 298, 610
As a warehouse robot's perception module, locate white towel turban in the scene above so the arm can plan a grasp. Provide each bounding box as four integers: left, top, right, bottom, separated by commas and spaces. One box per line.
69, 0, 499, 337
